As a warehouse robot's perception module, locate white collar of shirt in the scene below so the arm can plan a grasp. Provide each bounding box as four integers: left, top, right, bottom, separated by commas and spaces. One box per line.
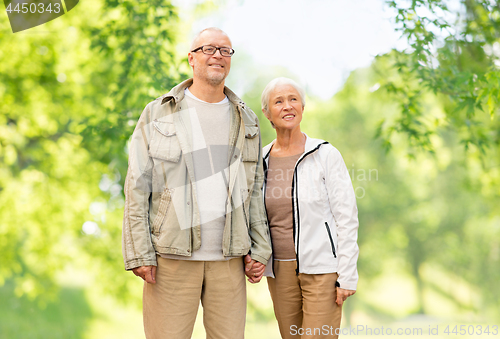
185, 88, 229, 104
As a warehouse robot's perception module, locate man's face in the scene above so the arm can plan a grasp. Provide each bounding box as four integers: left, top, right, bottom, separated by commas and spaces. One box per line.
188, 31, 232, 86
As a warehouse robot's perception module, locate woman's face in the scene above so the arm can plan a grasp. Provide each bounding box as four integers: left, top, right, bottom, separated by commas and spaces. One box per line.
266, 84, 304, 131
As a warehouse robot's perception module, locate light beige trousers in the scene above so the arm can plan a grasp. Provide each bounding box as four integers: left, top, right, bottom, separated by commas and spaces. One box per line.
267, 260, 342, 339
143, 256, 246, 339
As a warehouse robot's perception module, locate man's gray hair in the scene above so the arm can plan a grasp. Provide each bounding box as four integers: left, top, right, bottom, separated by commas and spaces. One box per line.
190, 27, 231, 51
261, 77, 306, 115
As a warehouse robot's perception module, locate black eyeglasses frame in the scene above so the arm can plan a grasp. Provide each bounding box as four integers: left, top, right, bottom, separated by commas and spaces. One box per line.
190, 45, 235, 57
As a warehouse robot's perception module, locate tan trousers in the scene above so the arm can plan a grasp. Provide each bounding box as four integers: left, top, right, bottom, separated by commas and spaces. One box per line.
143, 256, 246, 339
267, 260, 342, 339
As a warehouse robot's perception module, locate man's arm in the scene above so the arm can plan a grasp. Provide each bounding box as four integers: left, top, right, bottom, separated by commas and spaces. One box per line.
246, 128, 272, 266
122, 103, 158, 271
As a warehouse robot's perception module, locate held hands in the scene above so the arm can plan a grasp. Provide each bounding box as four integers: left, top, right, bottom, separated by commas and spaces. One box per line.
134, 258, 267, 285
336, 287, 355, 306
132, 265, 157, 284
244, 254, 265, 283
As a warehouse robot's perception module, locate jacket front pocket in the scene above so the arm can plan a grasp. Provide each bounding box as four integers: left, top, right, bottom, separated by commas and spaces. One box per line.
152, 187, 173, 235
149, 120, 181, 162
324, 222, 337, 258
242, 125, 259, 162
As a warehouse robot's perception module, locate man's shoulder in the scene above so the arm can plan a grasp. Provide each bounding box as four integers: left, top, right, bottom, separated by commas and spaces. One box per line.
223, 86, 259, 125
154, 78, 194, 105
238, 104, 259, 128
223, 86, 245, 106
145, 81, 259, 122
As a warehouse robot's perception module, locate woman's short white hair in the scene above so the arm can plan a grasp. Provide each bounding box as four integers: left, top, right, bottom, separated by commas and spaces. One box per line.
261, 77, 306, 115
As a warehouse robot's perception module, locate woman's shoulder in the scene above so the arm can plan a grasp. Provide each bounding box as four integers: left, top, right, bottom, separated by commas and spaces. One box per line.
307, 140, 348, 171
262, 140, 275, 157
305, 135, 341, 157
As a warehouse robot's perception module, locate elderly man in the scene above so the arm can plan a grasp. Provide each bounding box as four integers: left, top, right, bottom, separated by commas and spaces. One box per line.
122, 27, 271, 339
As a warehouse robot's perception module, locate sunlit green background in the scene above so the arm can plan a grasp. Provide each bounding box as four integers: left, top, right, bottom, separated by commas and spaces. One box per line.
1, 0, 499, 338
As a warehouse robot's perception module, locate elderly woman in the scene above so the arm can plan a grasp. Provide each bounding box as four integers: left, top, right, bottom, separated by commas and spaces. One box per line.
247, 77, 359, 339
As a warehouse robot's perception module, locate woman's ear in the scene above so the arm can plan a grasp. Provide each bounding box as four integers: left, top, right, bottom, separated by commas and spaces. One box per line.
262, 109, 275, 129
262, 109, 270, 121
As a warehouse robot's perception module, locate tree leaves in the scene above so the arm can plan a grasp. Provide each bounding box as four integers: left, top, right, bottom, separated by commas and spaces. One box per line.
384, 0, 500, 155
0, 0, 183, 302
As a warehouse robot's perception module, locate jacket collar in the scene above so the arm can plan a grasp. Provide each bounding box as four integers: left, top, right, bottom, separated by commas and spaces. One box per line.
263, 133, 326, 160
159, 78, 248, 109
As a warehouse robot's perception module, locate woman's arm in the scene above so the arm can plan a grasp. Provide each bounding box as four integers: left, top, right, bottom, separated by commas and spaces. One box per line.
323, 146, 360, 291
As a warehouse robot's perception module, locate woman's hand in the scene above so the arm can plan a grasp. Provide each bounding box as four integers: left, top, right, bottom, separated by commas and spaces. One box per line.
336, 287, 355, 306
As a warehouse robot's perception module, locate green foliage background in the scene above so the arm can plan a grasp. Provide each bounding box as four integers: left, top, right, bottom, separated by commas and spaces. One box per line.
1, 0, 499, 338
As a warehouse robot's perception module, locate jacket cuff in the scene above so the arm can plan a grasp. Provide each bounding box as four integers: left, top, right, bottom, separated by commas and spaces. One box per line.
337, 280, 357, 291
124, 257, 158, 271
250, 253, 270, 266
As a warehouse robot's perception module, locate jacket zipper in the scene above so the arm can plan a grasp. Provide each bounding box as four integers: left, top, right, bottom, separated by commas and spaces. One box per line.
291, 142, 329, 275
324, 222, 337, 258
263, 141, 328, 276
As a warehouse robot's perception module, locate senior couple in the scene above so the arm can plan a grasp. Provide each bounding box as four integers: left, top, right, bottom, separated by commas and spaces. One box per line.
122, 27, 359, 339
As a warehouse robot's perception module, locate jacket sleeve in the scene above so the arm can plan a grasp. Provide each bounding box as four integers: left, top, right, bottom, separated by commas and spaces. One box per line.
324, 146, 359, 290
248, 127, 272, 265
122, 103, 157, 270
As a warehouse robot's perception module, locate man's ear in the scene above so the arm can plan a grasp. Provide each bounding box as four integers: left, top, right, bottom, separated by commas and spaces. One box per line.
188, 53, 194, 67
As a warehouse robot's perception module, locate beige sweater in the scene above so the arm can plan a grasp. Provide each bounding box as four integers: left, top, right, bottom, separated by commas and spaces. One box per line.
162, 90, 231, 261
265, 153, 302, 260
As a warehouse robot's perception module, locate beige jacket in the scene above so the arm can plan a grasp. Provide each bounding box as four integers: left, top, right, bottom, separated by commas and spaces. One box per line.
122, 79, 271, 270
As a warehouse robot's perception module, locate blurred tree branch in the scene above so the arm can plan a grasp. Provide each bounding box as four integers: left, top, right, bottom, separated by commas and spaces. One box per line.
381, 0, 500, 155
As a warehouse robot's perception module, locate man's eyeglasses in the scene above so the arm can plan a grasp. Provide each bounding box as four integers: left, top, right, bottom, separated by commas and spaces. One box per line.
191, 45, 235, 57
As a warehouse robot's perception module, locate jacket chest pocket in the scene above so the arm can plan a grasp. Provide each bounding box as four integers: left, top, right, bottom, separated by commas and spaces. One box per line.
149, 120, 181, 162
242, 125, 259, 162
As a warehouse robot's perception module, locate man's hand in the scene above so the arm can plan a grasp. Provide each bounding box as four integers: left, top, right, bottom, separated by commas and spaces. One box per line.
336, 287, 355, 306
244, 254, 265, 283
132, 265, 157, 284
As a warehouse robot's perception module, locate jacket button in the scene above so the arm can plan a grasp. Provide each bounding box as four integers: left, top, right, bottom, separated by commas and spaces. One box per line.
246, 134, 251, 138
187, 202, 190, 205
234, 155, 237, 159
187, 249, 190, 253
